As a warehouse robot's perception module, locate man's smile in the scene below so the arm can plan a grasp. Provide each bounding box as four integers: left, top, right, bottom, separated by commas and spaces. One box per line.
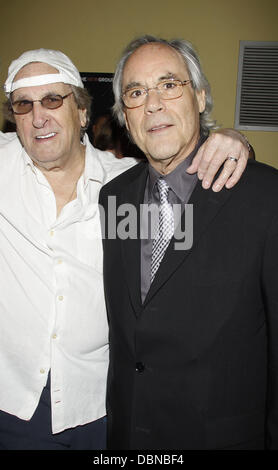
147, 123, 173, 133
35, 132, 57, 140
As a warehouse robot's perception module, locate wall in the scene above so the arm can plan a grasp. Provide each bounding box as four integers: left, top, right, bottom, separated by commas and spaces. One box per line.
1, 0, 277, 166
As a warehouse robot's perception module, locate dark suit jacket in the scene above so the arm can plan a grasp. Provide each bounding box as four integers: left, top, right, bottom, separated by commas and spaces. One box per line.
99, 158, 278, 450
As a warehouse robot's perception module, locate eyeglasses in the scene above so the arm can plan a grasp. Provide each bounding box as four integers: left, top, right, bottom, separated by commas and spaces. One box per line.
122, 79, 192, 109
11, 92, 74, 115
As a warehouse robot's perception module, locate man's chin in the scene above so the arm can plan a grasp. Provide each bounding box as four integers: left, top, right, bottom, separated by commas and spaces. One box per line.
148, 149, 180, 164
31, 154, 62, 169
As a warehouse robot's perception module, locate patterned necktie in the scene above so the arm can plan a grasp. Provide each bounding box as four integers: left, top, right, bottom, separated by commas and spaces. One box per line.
151, 178, 174, 283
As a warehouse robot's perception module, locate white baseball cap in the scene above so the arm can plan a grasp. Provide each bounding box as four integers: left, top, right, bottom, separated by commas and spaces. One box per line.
4, 48, 84, 96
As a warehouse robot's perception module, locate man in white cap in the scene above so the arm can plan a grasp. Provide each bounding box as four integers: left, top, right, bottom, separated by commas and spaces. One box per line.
0, 48, 251, 450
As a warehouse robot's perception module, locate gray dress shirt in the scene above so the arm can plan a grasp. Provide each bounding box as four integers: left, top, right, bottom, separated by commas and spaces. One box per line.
141, 136, 207, 302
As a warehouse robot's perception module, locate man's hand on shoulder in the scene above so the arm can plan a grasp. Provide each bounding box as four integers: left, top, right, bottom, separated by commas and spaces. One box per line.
187, 128, 252, 192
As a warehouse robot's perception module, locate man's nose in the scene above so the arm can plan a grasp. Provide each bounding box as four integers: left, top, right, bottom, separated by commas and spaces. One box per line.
32, 102, 48, 128
144, 88, 165, 114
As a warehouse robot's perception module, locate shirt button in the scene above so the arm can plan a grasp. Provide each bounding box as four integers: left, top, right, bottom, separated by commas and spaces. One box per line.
50, 230, 54, 236
136, 362, 145, 373
40, 368, 45, 374
52, 334, 57, 339
57, 259, 63, 264
58, 295, 64, 301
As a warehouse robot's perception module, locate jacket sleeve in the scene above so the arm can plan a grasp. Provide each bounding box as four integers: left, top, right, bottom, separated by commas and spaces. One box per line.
262, 213, 278, 449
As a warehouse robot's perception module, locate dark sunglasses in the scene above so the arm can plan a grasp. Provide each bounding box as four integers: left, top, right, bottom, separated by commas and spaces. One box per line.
11, 92, 73, 115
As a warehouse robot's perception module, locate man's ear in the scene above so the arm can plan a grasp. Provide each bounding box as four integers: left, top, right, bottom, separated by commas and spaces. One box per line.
79, 108, 87, 128
123, 110, 130, 132
196, 89, 206, 114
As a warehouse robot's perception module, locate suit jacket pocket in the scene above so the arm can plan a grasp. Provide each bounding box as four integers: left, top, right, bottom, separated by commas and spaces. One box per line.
205, 409, 265, 449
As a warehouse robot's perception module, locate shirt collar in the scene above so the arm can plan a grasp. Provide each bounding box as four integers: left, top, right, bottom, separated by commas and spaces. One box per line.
21, 147, 36, 174
82, 134, 106, 187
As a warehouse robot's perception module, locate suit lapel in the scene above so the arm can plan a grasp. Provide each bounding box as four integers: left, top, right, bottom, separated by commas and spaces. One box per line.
120, 163, 149, 316
143, 180, 234, 306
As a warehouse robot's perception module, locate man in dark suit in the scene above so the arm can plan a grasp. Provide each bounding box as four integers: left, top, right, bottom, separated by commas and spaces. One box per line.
99, 35, 278, 450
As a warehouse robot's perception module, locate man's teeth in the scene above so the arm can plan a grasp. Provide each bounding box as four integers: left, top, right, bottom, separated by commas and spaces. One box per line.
36, 133, 56, 139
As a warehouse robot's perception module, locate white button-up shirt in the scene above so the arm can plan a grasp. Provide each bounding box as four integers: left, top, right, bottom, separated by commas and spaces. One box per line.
0, 132, 137, 434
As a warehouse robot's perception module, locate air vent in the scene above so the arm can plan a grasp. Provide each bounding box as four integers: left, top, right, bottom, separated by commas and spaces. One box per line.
235, 41, 278, 131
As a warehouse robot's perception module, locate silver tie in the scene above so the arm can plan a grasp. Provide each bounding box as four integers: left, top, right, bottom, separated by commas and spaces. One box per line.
151, 178, 174, 283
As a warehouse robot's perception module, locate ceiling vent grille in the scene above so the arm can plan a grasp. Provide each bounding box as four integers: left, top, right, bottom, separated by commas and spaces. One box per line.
235, 41, 278, 131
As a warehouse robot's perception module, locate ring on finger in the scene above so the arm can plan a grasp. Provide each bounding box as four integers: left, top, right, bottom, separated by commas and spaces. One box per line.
226, 156, 239, 163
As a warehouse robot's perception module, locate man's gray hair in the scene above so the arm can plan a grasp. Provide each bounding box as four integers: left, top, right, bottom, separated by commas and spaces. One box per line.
113, 35, 216, 135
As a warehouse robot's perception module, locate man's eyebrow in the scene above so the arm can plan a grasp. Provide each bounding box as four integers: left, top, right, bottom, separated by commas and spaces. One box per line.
158, 73, 179, 81
11, 93, 31, 102
123, 82, 142, 92
123, 73, 181, 92
12, 90, 62, 102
